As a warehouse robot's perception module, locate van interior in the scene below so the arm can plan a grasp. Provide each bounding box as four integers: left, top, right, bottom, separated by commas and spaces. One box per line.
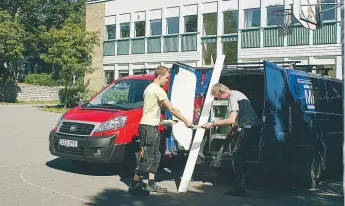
201, 71, 265, 163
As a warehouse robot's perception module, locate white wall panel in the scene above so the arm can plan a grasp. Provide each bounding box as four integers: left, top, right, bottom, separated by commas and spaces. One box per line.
150, 9, 162, 20
184, 4, 198, 16
166, 7, 180, 18
222, 0, 238, 11
105, 16, 116, 25
134, 11, 146, 22
243, 0, 260, 9
119, 13, 131, 23
202, 2, 218, 14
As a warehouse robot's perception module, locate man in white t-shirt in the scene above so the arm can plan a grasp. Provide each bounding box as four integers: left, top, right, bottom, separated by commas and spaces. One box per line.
128, 65, 193, 195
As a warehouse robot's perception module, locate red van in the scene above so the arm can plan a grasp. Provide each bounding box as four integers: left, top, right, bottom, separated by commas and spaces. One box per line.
49, 74, 168, 167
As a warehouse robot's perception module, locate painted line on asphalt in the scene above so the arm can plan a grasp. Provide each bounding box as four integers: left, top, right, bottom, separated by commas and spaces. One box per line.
20, 163, 88, 203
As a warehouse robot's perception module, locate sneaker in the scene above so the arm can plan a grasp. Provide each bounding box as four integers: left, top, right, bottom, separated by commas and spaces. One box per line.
128, 182, 150, 195
146, 183, 168, 193
224, 187, 246, 197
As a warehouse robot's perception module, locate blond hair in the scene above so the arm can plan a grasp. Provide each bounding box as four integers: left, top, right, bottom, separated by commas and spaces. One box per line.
211, 83, 229, 96
154, 65, 170, 78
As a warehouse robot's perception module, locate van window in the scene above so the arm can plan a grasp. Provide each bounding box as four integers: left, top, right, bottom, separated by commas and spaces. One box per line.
326, 80, 342, 114
83, 79, 152, 110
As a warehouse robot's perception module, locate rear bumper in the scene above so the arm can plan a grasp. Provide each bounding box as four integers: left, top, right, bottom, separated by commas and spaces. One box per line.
49, 130, 126, 163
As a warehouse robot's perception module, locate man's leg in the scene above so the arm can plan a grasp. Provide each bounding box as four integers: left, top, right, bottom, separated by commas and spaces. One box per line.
146, 126, 167, 193
128, 125, 152, 195
225, 130, 247, 196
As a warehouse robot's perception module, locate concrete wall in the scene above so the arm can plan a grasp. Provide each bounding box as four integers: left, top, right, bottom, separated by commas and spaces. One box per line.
85, 2, 106, 93
0, 83, 62, 102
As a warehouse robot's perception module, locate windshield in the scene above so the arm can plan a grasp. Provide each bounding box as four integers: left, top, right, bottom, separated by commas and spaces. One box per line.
82, 79, 152, 110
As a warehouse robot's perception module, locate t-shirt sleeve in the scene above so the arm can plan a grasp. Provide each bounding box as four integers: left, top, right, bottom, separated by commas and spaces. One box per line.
156, 87, 168, 101
228, 97, 239, 113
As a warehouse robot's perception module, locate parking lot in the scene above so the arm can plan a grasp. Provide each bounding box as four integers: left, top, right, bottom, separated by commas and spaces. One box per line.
0, 104, 343, 206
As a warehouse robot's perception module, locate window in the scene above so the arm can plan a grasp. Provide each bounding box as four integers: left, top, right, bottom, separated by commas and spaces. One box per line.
223, 41, 238, 64
315, 64, 335, 77
135, 21, 145, 37
321, 0, 336, 21
150, 19, 162, 35
85, 79, 152, 110
203, 13, 217, 35
244, 8, 261, 28
202, 42, 217, 65
267, 5, 285, 26
105, 25, 116, 40
104, 70, 114, 84
184, 15, 198, 32
120, 23, 130, 38
166, 17, 179, 34
119, 71, 129, 78
223, 11, 238, 34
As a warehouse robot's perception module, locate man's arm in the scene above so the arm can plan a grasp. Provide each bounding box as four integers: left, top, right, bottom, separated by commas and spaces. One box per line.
213, 111, 238, 126
161, 99, 191, 124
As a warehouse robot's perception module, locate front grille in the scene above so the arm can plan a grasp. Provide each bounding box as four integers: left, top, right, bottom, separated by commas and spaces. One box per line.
53, 142, 84, 156
58, 121, 95, 136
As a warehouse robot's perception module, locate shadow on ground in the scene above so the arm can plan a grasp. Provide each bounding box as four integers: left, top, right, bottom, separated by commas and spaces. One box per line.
46, 158, 343, 206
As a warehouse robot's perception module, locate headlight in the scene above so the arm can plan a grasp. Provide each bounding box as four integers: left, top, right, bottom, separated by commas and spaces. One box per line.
55, 115, 64, 131
95, 115, 127, 132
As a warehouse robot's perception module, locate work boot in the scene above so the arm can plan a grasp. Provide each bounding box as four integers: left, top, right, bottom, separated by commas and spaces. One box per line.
146, 183, 168, 193
128, 181, 150, 195
224, 187, 246, 197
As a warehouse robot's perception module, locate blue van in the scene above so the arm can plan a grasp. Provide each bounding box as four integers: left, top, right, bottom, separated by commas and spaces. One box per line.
167, 60, 343, 189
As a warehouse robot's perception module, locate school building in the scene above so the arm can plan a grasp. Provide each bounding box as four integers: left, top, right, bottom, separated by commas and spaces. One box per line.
85, 0, 342, 91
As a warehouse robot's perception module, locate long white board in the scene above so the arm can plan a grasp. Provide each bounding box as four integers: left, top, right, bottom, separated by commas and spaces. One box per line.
178, 55, 225, 193
170, 68, 196, 150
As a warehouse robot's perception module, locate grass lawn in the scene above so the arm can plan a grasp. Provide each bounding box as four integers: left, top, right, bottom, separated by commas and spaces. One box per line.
40, 107, 69, 113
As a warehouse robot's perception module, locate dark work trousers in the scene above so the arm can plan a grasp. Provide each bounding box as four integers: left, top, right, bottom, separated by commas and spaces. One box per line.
135, 124, 161, 176
231, 129, 248, 189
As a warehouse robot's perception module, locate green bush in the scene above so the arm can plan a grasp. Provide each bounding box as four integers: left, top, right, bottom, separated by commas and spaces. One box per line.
58, 85, 87, 108
24, 73, 62, 86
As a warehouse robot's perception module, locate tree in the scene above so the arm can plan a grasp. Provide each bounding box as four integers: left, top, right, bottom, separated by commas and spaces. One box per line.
40, 19, 99, 107
0, 10, 25, 83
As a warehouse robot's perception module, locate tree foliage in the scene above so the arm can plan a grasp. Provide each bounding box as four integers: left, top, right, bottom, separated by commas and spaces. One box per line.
40, 19, 99, 106
0, 10, 25, 82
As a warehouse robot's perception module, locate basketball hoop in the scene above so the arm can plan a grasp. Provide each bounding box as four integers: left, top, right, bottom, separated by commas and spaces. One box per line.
271, 9, 296, 36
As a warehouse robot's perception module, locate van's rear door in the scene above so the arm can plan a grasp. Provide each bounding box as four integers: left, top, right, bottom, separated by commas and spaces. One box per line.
260, 61, 291, 173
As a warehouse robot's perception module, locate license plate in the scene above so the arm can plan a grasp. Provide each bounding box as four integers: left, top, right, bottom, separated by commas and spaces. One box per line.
59, 139, 78, 148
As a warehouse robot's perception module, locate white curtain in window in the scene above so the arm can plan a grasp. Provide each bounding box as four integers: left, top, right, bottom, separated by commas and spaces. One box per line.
244, 10, 253, 28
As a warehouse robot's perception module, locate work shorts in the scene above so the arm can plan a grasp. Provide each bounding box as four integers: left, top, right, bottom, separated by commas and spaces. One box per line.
135, 124, 161, 175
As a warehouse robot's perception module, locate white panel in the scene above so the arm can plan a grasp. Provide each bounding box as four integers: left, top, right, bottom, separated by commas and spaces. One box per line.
117, 64, 129, 70
265, 0, 284, 6
150, 9, 162, 20
184, 4, 198, 16
178, 55, 225, 193
134, 11, 146, 22
146, 63, 160, 68
105, 16, 116, 25
119, 13, 131, 23
166, 7, 180, 18
131, 64, 145, 69
243, 0, 260, 9
104, 65, 115, 71
202, 2, 218, 14
222, 0, 238, 11
314, 58, 336, 65
170, 69, 196, 150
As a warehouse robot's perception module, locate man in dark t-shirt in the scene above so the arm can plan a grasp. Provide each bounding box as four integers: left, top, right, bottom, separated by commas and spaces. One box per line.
202, 83, 257, 197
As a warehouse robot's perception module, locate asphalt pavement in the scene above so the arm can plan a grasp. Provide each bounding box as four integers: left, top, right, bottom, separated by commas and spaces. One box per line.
0, 104, 343, 206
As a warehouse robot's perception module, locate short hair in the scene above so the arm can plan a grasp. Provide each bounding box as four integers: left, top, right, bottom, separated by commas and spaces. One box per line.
211, 83, 229, 96
154, 65, 170, 78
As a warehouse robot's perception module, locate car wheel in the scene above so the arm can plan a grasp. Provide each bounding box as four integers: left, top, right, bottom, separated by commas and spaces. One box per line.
302, 151, 323, 189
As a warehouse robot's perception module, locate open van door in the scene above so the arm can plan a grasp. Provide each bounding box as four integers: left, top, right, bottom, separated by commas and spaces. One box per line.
260, 61, 291, 174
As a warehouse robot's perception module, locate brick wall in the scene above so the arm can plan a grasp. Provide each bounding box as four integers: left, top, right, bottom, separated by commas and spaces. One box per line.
85, 2, 105, 93
0, 83, 63, 102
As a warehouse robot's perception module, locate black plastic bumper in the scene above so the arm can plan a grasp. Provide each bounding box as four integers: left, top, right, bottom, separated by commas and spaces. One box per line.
49, 130, 126, 163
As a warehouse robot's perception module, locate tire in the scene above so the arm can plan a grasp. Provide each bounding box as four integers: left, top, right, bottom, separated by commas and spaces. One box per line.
301, 151, 323, 189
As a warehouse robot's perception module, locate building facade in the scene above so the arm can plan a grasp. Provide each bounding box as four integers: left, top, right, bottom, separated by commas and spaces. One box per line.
86, 0, 342, 90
